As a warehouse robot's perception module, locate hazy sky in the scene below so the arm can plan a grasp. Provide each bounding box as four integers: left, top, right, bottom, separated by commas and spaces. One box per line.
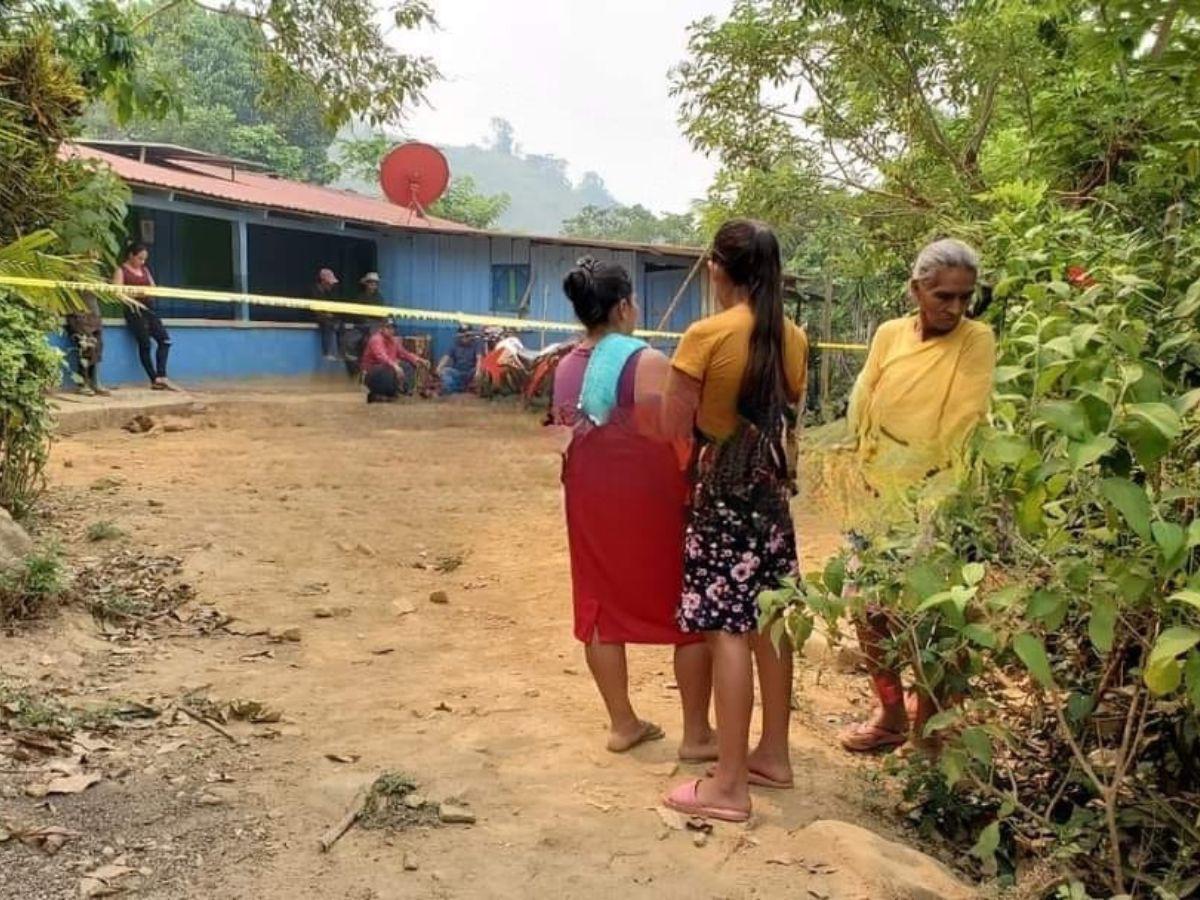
399, 0, 733, 214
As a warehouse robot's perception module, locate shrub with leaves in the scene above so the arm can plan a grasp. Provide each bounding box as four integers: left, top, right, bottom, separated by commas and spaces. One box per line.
0, 293, 63, 517
0, 544, 65, 622
766, 200, 1200, 897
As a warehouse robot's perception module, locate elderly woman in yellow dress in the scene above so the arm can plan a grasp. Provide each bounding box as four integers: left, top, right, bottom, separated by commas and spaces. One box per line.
838, 238, 997, 753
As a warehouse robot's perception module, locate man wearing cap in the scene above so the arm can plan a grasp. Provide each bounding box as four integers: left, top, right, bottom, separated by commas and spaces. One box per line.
437, 326, 481, 394
357, 272, 384, 305
311, 267, 342, 361
361, 319, 430, 403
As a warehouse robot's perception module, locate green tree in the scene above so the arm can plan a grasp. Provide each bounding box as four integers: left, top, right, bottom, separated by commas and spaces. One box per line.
562, 204, 701, 246
680, 2, 1200, 895
429, 175, 509, 230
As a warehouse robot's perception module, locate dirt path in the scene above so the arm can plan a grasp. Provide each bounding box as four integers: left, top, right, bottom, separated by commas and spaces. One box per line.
2, 392, 969, 899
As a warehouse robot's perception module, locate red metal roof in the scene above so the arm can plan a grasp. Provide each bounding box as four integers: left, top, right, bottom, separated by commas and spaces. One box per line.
64, 143, 476, 234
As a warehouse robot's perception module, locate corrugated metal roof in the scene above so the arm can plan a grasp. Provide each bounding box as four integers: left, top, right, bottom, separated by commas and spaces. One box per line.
65, 141, 705, 258
65, 143, 476, 234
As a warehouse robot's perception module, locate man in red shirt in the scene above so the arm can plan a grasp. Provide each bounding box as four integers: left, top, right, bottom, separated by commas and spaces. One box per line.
361, 320, 429, 403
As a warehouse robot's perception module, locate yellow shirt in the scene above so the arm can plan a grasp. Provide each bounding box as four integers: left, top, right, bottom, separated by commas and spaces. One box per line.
847, 315, 996, 495
672, 303, 809, 440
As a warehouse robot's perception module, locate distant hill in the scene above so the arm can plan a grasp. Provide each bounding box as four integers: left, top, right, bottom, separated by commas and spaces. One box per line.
332, 119, 617, 235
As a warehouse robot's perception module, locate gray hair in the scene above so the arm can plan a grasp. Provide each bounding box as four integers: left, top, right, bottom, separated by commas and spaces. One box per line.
911, 238, 979, 282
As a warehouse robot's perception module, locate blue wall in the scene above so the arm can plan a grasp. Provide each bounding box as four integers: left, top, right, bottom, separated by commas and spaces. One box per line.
57, 322, 332, 387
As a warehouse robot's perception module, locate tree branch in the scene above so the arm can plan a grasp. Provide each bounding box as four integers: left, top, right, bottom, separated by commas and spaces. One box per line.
962, 72, 1001, 178
1149, 0, 1183, 60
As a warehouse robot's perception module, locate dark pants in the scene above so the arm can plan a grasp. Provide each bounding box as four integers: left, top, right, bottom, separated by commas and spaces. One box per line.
364, 364, 401, 403
316, 314, 342, 357
123, 307, 170, 382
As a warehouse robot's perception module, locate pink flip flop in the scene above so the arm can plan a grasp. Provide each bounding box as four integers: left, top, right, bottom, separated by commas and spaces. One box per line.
662, 779, 751, 823
703, 765, 794, 789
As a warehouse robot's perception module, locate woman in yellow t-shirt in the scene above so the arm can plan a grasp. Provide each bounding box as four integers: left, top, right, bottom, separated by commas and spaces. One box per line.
839, 238, 996, 753
662, 220, 809, 823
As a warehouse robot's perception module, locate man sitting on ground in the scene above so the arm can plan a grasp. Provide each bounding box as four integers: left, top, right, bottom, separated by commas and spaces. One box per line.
437, 326, 481, 394
361, 320, 430, 403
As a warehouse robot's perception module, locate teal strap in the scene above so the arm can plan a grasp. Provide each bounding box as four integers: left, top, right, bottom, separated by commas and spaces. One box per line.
579, 333, 647, 425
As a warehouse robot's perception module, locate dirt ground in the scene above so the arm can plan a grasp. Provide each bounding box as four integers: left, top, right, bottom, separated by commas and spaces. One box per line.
0, 390, 972, 899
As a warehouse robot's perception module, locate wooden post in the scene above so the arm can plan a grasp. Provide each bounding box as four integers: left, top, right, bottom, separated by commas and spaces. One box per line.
654, 253, 706, 332
819, 275, 833, 421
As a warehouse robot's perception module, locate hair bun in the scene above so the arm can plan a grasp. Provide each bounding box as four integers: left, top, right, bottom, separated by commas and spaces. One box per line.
563, 257, 597, 304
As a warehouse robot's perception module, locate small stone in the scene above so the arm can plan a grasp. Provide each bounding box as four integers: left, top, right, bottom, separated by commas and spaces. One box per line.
404, 793, 427, 810
314, 607, 333, 619
197, 791, 227, 806
524, 689, 540, 698
429, 591, 449, 605
101, 846, 116, 858
271, 627, 302, 643
394, 599, 416, 616
147, 499, 164, 508
692, 832, 708, 848
403, 853, 419, 872
438, 803, 476, 825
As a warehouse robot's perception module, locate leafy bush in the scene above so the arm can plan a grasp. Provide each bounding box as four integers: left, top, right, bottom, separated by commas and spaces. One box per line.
0, 544, 65, 622
0, 294, 62, 517
85, 520, 125, 542
766, 199, 1200, 897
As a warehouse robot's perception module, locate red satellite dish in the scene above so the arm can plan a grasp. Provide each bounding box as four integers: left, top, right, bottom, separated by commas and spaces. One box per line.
379, 142, 450, 214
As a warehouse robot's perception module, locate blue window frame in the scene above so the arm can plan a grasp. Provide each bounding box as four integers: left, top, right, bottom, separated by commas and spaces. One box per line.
491, 264, 531, 314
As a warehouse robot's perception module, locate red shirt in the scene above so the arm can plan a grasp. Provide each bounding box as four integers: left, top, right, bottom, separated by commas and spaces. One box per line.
361, 331, 422, 371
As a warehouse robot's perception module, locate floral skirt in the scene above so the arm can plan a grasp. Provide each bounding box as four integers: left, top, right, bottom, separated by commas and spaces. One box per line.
677, 457, 799, 635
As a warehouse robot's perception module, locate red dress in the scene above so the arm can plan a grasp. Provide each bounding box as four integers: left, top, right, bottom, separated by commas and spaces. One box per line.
554, 347, 700, 645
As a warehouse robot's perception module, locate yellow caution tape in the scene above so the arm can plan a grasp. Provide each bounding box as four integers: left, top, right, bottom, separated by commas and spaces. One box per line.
0, 276, 867, 351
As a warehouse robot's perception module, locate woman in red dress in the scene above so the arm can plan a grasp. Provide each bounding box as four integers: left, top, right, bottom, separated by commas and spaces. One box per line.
552, 257, 716, 758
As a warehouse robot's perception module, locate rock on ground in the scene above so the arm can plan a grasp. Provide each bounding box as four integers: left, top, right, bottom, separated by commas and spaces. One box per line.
0, 506, 33, 572
792, 820, 976, 900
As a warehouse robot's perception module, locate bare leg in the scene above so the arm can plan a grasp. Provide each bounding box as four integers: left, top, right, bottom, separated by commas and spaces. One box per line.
691, 632, 752, 814
673, 642, 717, 761
748, 632, 794, 785
584, 638, 660, 752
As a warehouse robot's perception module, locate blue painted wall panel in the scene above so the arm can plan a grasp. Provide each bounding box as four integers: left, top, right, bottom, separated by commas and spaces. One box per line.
56, 324, 329, 387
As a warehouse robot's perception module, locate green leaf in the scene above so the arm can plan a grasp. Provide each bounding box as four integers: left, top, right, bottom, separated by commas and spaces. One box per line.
1068, 435, 1116, 469
1145, 628, 1200, 696
1184, 652, 1200, 709
993, 365, 1025, 385
970, 822, 1001, 866
1036, 400, 1090, 440
906, 563, 945, 601
1149, 627, 1200, 667
982, 434, 1030, 467
1099, 477, 1153, 542
1013, 633, 1056, 689
1027, 590, 1067, 630
961, 727, 993, 766
916, 591, 955, 613
987, 585, 1027, 609
1188, 519, 1200, 547
1145, 657, 1183, 695
963, 623, 998, 649
1017, 484, 1048, 537
822, 556, 845, 597
1088, 596, 1116, 653
922, 708, 960, 736
961, 562, 985, 586
1152, 521, 1186, 570
1174, 279, 1200, 318
1175, 388, 1200, 416
1169, 589, 1200, 611
1124, 402, 1182, 441
939, 747, 967, 788
1117, 418, 1171, 468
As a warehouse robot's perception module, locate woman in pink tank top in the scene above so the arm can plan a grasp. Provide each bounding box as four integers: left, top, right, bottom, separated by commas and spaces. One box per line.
114, 243, 178, 390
